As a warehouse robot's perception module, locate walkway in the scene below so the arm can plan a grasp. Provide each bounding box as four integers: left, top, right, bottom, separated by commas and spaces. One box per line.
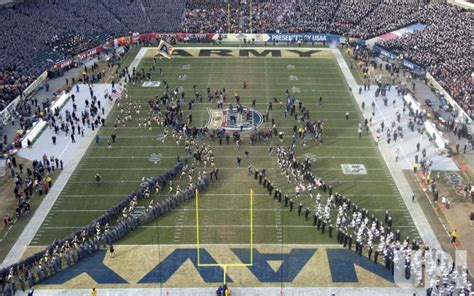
332, 48, 443, 251
1, 58, 99, 146
412, 79, 474, 167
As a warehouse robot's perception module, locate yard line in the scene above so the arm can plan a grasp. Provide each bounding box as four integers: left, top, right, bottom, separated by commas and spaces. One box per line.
60, 194, 124, 197
135, 225, 416, 229
30, 243, 344, 248
90, 145, 376, 149
80, 153, 386, 160
107, 102, 354, 106
134, 72, 342, 76
173, 210, 186, 243
39, 222, 415, 230
108, 127, 363, 133
132, 82, 348, 86
67, 180, 395, 184
57, 193, 400, 198
42, 226, 90, 229
131, 87, 348, 91
100, 126, 360, 130
39, 225, 416, 230
75, 167, 386, 171
198, 193, 400, 197
50, 209, 107, 213
172, 208, 406, 212
92, 135, 365, 139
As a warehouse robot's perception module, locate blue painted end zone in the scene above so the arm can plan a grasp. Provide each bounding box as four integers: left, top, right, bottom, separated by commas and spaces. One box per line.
138, 248, 231, 284
326, 249, 394, 283
42, 250, 127, 285
231, 248, 316, 282
38, 248, 394, 286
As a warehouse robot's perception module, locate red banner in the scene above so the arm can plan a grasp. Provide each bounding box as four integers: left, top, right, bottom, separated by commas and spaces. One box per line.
139, 33, 157, 41
55, 59, 73, 70
77, 46, 103, 60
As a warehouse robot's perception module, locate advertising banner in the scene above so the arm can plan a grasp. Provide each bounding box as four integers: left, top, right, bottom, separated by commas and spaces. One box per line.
76, 46, 103, 60
267, 33, 340, 43
55, 58, 73, 70
213, 33, 346, 43
267, 33, 311, 42
175, 33, 215, 43
115, 36, 132, 46
373, 45, 396, 60
401, 59, 423, 72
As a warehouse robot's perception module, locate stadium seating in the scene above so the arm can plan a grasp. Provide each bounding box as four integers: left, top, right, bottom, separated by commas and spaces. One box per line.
0, 0, 471, 116
0, 0, 187, 110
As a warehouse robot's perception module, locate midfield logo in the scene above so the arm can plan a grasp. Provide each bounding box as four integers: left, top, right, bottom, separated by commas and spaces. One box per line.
207, 106, 263, 131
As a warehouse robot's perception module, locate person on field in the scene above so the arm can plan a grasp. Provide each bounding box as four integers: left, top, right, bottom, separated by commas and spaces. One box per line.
451, 229, 457, 243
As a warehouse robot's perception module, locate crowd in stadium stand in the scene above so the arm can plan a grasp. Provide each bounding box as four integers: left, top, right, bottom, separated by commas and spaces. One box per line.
179, 0, 471, 115
378, 3, 473, 115
179, 0, 425, 37
0, 0, 186, 111
0, 0, 472, 115
0, 68, 33, 112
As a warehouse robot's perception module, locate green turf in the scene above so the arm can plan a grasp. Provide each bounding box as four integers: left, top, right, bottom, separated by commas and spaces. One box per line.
31, 48, 420, 247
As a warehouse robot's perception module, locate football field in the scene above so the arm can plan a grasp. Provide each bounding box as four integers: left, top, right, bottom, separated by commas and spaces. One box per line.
28, 47, 420, 288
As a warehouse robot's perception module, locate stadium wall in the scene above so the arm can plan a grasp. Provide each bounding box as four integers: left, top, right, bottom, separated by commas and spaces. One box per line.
426, 73, 472, 124
0, 70, 48, 125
